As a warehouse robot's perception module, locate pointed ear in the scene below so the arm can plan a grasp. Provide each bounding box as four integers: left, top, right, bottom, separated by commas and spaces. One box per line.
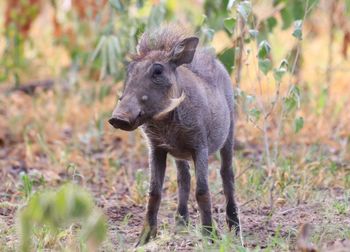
170, 37, 199, 67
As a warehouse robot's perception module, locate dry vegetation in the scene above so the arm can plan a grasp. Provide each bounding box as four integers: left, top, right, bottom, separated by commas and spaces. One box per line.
0, 1, 350, 251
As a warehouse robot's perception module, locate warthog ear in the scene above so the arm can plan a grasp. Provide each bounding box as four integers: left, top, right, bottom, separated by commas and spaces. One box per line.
170, 37, 199, 67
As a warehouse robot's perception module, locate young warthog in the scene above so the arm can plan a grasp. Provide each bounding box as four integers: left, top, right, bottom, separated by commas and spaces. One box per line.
109, 26, 240, 245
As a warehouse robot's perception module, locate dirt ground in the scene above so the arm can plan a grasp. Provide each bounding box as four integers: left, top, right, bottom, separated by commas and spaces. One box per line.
0, 81, 350, 251
1, 137, 349, 251
103, 187, 350, 251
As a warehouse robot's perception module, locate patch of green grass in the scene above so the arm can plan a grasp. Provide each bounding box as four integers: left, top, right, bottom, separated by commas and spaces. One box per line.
333, 201, 349, 215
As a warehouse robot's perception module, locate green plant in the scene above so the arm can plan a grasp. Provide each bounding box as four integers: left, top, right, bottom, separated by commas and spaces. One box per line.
333, 201, 349, 215
199, 0, 320, 184
19, 172, 33, 200
90, 0, 171, 81
18, 183, 107, 251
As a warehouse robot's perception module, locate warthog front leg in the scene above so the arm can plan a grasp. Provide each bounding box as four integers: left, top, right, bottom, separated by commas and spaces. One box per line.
136, 148, 167, 246
175, 160, 191, 226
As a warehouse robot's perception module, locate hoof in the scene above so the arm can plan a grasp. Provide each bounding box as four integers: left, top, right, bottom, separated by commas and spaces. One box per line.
202, 225, 221, 243
226, 214, 240, 235
175, 214, 189, 227
135, 224, 157, 247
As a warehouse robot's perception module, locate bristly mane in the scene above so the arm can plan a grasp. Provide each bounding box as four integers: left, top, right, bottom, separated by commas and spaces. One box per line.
132, 25, 192, 61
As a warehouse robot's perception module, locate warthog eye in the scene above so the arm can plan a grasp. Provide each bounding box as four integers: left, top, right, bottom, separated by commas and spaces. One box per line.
151, 63, 164, 78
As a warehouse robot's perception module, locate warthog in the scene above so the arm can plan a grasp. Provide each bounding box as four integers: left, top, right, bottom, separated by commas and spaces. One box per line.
109, 26, 239, 245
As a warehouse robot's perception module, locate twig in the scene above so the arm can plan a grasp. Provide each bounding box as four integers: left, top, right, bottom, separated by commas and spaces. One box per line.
239, 197, 259, 207
235, 166, 251, 180
326, 0, 338, 90
234, 17, 245, 89
9, 79, 54, 95
269, 180, 275, 210
278, 206, 300, 215
239, 214, 244, 247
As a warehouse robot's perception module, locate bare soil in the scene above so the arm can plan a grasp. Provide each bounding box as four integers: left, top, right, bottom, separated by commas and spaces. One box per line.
0, 138, 349, 251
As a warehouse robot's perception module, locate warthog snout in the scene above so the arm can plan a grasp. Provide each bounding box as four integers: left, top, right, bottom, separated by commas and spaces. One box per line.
108, 114, 132, 130
109, 100, 142, 131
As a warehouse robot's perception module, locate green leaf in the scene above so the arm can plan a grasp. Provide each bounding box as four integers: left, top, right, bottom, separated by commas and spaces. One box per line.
292, 0, 307, 19
147, 4, 166, 29
136, 0, 144, 8
280, 7, 293, 29
266, 17, 277, 32
273, 59, 289, 81
284, 97, 297, 112
99, 85, 111, 101
19, 184, 107, 251
257, 40, 271, 59
246, 94, 255, 104
227, 0, 237, 10
279, 59, 289, 69
81, 211, 107, 245
109, 0, 123, 11
294, 116, 304, 133
273, 68, 286, 82
258, 58, 272, 75
20, 173, 33, 199
292, 20, 303, 40
317, 88, 328, 113
201, 27, 215, 42
100, 39, 108, 80
111, 36, 121, 54
218, 48, 235, 74
90, 36, 107, 63
284, 85, 301, 112
346, 0, 350, 15
289, 85, 301, 99
237, 1, 252, 22
249, 29, 259, 38
224, 17, 236, 34
273, 0, 284, 6
107, 37, 117, 76
249, 108, 261, 122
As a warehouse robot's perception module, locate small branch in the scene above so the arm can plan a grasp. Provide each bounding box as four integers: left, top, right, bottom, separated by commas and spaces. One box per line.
278, 206, 300, 215
326, 0, 338, 89
235, 166, 252, 180
269, 179, 275, 210
234, 17, 245, 89
9, 79, 54, 95
239, 197, 259, 207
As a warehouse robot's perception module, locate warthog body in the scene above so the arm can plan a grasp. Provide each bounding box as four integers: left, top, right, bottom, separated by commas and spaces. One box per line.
109, 26, 239, 245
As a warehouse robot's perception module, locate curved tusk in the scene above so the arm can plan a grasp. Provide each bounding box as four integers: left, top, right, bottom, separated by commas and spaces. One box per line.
153, 92, 185, 120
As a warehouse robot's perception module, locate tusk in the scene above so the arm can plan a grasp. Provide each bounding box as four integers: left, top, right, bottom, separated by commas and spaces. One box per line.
153, 92, 185, 120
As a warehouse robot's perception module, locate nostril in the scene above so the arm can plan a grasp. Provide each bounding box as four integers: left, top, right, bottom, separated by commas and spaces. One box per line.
108, 116, 132, 130
108, 118, 119, 128
108, 118, 117, 126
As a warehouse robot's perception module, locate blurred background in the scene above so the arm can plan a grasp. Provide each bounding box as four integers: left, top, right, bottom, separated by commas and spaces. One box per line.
0, 0, 350, 251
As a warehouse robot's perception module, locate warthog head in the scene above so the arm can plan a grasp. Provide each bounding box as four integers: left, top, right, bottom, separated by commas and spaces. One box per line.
109, 36, 198, 131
